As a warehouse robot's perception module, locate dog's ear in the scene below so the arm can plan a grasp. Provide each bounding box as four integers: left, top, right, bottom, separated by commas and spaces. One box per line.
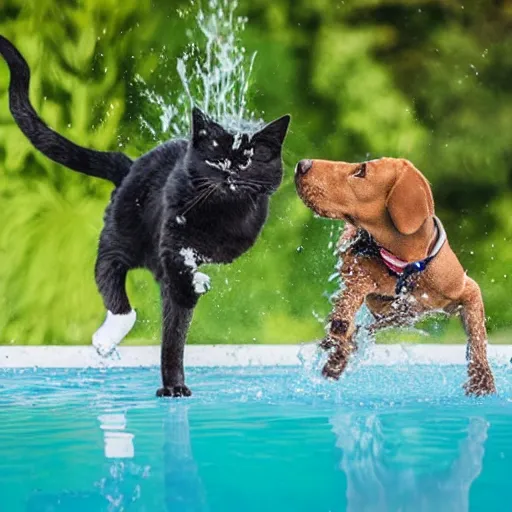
386, 160, 434, 235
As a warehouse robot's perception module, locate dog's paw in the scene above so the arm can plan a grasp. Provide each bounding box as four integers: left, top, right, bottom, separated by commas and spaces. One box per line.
322, 363, 342, 380
92, 309, 136, 357
320, 320, 353, 351
463, 372, 496, 397
319, 336, 337, 351
464, 361, 496, 397
463, 380, 496, 397
322, 356, 348, 380
193, 272, 211, 294
320, 332, 357, 352
156, 385, 192, 398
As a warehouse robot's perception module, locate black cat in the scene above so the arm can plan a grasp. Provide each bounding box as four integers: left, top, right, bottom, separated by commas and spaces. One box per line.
0, 35, 290, 397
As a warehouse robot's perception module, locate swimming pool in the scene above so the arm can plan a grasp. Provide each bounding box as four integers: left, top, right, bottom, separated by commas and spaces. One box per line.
0, 345, 511, 512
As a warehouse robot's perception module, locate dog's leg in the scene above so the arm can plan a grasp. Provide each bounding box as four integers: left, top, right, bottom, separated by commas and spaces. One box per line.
93, 250, 136, 357
322, 272, 376, 380
459, 277, 496, 396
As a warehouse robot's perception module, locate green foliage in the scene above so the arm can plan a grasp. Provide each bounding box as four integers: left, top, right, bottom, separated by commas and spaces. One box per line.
0, 0, 156, 343
1, 0, 511, 345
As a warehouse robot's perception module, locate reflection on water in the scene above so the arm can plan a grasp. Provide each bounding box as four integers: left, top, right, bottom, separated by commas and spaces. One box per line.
25, 406, 209, 511
163, 405, 208, 512
331, 413, 488, 512
5, 366, 512, 512
97, 406, 209, 511
25, 410, 148, 511
96, 412, 141, 511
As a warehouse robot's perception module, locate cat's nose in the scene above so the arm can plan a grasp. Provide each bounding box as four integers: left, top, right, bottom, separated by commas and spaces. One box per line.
295, 159, 313, 176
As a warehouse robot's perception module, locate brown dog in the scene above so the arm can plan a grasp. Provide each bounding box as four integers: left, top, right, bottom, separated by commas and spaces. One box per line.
295, 157, 496, 396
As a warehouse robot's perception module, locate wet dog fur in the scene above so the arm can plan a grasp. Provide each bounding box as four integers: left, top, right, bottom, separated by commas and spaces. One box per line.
295, 157, 496, 396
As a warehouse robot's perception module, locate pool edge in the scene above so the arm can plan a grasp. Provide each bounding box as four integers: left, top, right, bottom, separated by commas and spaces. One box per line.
0, 344, 511, 368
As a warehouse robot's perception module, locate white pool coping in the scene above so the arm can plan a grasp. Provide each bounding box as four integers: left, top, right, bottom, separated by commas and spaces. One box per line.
0, 344, 511, 368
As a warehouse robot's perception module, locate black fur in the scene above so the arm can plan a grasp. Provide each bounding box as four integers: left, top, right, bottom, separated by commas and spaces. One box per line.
0, 35, 291, 397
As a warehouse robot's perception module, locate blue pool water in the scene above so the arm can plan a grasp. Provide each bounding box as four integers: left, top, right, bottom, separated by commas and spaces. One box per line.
0, 364, 511, 512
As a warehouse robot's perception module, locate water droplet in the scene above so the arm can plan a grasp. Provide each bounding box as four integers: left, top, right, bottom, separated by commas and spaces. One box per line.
138, 0, 259, 137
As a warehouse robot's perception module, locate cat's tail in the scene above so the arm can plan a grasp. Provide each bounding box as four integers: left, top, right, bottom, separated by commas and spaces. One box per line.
0, 35, 132, 186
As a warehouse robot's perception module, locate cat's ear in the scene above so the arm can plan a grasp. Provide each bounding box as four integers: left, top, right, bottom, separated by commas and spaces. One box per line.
191, 107, 210, 140
191, 107, 224, 146
253, 114, 291, 145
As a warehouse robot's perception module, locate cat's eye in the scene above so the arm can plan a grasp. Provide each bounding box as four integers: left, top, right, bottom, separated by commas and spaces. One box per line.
212, 140, 219, 148
353, 163, 367, 178
253, 145, 274, 162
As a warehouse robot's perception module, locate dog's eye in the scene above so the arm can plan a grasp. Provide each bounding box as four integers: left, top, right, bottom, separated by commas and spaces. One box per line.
353, 163, 367, 178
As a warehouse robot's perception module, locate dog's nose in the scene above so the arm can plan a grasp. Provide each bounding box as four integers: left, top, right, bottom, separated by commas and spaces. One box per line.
296, 159, 313, 176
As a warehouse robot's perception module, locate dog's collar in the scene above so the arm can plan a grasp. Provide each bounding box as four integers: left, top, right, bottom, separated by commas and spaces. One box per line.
379, 217, 447, 294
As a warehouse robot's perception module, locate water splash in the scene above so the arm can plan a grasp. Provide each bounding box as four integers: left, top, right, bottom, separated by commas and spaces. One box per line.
323, 224, 377, 370
350, 304, 376, 367
137, 0, 260, 140
321, 227, 441, 369
324, 223, 344, 305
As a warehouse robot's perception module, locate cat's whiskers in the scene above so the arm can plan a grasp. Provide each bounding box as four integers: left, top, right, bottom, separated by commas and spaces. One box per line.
240, 177, 273, 186
236, 179, 272, 193
195, 184, 221, 210
180, 186, 215, 216
191, 178, 216, 189
246, 193, 258, 209
180, 184, 220, 216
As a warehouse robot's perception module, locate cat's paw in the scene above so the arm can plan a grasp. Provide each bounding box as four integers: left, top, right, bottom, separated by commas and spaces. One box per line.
192, 272, 211, 294
92, 309, 136, 357
156, 385, 192, 398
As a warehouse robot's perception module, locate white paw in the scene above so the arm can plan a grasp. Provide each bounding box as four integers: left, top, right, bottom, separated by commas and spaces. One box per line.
92, 309, 137, 357
193, 272, 211, 294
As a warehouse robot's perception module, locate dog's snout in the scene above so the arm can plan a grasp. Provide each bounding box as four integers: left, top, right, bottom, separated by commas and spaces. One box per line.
296, 159, 313, 176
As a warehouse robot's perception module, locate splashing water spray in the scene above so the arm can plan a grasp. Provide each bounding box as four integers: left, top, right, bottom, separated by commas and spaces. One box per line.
137, 0, 261, 141
300, 223, 377, 380
331, 229, 378, 371
137, 1, 374, 380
